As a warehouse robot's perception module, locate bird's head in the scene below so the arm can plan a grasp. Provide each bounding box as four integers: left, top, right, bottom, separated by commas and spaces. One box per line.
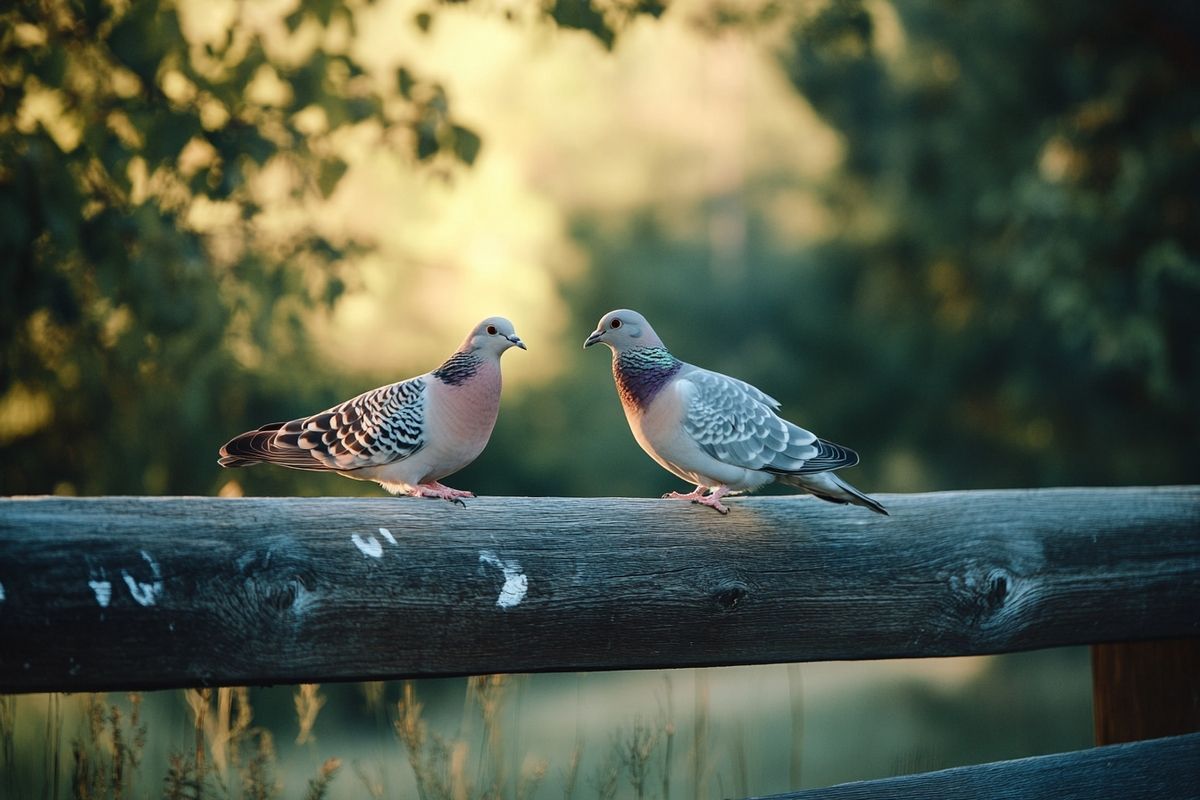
583, 309, 664, 353
463, 316, 526, 356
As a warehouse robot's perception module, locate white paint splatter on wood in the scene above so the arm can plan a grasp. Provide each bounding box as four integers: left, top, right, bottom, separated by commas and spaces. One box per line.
87, 564, 112, 607
351, 533, 383, 559
378, 527, 397, 545
121, 550, 163, 607
89, 579, 113, 608
479, 550, 528, 609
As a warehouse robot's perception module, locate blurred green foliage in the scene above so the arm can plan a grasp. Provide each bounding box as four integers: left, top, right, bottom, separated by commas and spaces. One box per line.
479, 0, 1200, 498
0, 0, 650, 496
0, 649, 1094, 798
1, 0, 1197, 497
776, 0, 1200, 488
0, 0, 476, 493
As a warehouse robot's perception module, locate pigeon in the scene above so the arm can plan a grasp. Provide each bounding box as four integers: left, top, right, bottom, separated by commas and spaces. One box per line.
218, 317, 526, 503
584, 309, 887, 515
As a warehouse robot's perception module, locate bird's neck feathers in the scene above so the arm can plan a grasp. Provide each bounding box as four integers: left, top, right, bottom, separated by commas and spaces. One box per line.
433, 350, 485, 386
614, 347, 683, 411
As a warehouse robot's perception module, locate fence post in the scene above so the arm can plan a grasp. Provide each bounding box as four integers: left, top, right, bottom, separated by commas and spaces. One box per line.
1091, 638, 1200, 745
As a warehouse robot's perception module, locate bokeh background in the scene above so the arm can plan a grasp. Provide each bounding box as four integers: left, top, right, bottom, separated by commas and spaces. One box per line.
2, 0, 1197, 797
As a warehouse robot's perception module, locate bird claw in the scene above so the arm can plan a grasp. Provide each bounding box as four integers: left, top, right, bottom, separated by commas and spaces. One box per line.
412, 483, 473, 506
692, 498, 730, 515
692, 486, 732, 514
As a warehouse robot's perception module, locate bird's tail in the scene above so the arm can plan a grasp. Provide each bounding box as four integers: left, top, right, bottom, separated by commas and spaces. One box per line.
218, 420, 334, 471
778, 472, 889, 515
218, 422, 285, 468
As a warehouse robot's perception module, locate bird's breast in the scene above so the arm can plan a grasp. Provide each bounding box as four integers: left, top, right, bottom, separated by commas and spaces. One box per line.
624, 384, 685, 459
427, 362, 502, 462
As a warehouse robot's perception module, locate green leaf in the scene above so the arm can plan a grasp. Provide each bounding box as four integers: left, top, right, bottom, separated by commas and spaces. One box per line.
81, 0, 114, 29
284, 8, 305, 32
32, 47, 67, 87
416, 124, 439, 160
451, 125, 481, 165
549, 0, 615, 49
323, 275, 345, 307
106, 3, 164, 82
311, 0, 337, 26
317, 159, 348, 197
396, 67, 414, 98
143, 111, 202, 168
635, 0, 667, 19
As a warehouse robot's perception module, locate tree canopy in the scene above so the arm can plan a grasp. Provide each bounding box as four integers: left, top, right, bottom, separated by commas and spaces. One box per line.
2, 0, 1196, 497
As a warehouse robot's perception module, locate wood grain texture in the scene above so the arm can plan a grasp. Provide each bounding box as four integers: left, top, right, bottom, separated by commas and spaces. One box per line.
748, 732, 1200, 800
1092, 638, 1200, 745
0, 487, 1197, 693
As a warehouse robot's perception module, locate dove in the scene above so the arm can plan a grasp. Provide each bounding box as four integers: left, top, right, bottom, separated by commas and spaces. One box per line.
584, 309, 887, 515
218, 317, 525, 503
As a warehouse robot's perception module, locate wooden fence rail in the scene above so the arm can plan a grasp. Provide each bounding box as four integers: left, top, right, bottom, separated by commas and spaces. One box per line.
752, 733, 1200, 800
0, 487, 1197, 693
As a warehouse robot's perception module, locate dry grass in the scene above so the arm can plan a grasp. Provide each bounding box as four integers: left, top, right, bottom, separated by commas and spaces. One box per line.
303, 757, 342, 800
396, 680, 473, 800
163, 687, 336, 800
589, 750, 620, 800
352, 760, 386, 799
661, 676, 675, 800
70, 693, 147, 800
294, 685, 326, 747
560, 738, 581, 800
6, 667, 771, 800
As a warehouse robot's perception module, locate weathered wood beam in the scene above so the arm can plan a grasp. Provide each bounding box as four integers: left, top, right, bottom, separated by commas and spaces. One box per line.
749, 732, 1200, 800
0, 487, 1197, 693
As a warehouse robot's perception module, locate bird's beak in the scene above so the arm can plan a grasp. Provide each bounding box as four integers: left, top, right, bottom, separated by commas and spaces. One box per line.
583, 329, 604, 349
507, 334, 527, 350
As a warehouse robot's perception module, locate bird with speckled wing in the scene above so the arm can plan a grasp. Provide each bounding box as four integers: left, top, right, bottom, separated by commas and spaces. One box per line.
218, 317, 525, 504
584, 309, 887, 515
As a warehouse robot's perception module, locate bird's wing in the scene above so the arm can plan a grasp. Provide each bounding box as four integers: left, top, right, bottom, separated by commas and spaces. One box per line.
679, 367, 859, 474
270, 376, 428, 471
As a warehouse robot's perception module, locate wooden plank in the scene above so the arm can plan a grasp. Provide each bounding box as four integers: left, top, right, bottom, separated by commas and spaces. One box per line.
747, 732, 1200, 799
1092, 638, 1200, 744
0, 487, 1197, 693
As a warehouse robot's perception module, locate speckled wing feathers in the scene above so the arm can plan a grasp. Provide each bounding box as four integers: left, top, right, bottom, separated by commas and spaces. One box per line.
285, 378, 426, 470
222, 377, 427, 472
681, 368, 858, 474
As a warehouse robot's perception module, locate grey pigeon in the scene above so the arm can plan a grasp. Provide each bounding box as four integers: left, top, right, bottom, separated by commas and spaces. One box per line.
219, 317, 525, 502
584, 309, 887, 515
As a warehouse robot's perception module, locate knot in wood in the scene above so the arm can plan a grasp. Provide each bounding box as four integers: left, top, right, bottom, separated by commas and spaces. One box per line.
267, 581, 298, 612
985, 570, 1009, 610
712, 580, 750, 611
949, 566, 1014, 626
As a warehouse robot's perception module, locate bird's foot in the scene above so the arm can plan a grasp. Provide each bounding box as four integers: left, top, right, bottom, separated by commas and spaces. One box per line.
693, 486, 732, 515
412, 483, 471, 506
662, 487, 707, 501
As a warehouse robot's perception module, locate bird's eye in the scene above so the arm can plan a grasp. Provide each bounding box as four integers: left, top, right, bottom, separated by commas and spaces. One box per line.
486, 325, 497, 335
610, 318, 622, 329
